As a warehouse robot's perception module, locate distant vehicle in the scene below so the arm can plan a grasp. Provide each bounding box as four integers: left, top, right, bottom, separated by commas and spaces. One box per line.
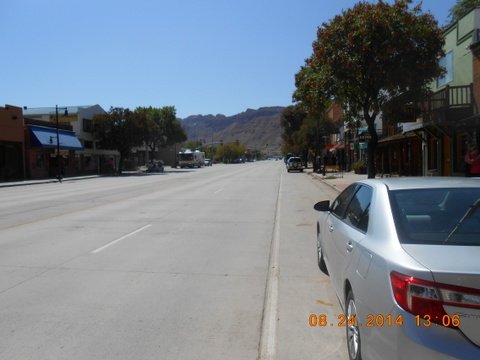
178, 150, 205, 168
231, 157, 245, 164
286, 157, 303, 172
204, 158, 213, 166
146, 160, 164, 173
314, 178, 480, 360
285, 153, 294, 164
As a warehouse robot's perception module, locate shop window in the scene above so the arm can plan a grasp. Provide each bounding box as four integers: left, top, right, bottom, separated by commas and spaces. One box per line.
83, 118, 93, 132
436, 50, 453, 88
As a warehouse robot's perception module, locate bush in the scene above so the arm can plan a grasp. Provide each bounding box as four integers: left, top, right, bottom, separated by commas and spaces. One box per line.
352, 160, 366, 174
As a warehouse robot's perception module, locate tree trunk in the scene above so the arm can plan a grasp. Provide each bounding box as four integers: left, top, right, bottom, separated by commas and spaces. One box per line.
118, 154, 124, 175
364, 112, 378, 179
367, 136, 377, 179
144, 146, 149, 165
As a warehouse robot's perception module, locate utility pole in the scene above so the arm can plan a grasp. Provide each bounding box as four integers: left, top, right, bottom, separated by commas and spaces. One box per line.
55, 105, 68, 182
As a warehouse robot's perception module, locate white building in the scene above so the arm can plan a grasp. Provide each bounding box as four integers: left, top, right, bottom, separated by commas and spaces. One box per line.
23, 105, 120, 174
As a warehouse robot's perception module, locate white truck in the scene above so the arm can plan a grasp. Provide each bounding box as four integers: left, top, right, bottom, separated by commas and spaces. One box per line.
178, 150, 205, 168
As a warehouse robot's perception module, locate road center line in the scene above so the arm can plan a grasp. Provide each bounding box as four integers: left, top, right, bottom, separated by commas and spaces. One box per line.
91, 224, 152, 254
258, 173, 282, 360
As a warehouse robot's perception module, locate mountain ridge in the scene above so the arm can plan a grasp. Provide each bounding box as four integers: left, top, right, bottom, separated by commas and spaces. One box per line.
181, 106, 284, 154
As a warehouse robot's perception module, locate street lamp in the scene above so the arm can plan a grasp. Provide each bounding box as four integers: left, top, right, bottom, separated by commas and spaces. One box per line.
55, 105, 68, 182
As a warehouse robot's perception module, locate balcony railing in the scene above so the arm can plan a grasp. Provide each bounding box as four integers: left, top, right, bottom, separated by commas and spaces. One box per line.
422, 84, 473, 125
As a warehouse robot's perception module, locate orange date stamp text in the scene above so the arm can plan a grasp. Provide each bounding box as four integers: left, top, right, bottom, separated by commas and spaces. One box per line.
308, 313, 461, 328
308, 313, 404, 327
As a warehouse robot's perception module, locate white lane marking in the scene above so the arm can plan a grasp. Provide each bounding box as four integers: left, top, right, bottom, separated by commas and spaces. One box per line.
258, 173, 282, 360
91, 224, 152, 254
214, 188, 223, 194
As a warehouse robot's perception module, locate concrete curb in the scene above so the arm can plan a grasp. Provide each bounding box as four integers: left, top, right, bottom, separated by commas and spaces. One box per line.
0, 169, 178, 188
0, 175, 101, 188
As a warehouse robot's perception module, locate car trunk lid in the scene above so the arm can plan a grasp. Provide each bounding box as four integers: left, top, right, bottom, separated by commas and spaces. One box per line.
402, 245, 480, 346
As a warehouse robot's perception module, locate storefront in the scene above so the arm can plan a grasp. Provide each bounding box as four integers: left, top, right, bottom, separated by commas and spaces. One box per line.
26, 125, 83, 179
377, 132, 422, 176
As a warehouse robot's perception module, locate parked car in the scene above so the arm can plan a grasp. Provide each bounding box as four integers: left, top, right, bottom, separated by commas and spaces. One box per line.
286, 157, 303, 172
204, 158, 213, 166
231, 157, 245, 164
146, 160, 164, 173
285, 153, 294, 164
314, 178, 480, 360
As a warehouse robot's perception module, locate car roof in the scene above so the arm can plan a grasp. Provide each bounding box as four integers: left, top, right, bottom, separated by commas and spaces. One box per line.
357, 177, 480, 190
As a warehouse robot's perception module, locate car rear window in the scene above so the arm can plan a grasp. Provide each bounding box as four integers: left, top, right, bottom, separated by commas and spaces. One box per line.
390, 188, 480, 246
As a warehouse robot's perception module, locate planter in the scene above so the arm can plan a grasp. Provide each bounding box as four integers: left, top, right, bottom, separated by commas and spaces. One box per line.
352, 160, 366, 174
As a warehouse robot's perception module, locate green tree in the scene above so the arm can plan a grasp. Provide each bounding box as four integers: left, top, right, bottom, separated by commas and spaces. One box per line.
156, 106, 187, 148
300, 0, 444, 178
135, 107, 160, 164
280, 105, 307, 154
183, 140, 203, 151
135, 106, 187, 163
448, 0, 480, 23
93, 107, 144, 174
293, 63, 331, 116
280, 104, 336, 169
216, 141, 246, 163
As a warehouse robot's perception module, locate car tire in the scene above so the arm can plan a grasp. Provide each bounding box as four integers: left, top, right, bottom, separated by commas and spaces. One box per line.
317, 236, 328, 275
346, 290, 362, 360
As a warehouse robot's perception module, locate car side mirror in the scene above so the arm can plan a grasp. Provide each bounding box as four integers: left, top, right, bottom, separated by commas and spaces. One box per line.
314, 200, 330, 212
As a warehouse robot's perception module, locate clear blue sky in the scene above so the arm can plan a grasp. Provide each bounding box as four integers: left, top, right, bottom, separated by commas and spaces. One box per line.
1, 0, 456, 118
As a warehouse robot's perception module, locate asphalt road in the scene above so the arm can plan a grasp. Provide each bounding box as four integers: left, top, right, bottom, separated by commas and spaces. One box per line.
0, 161, 347, 360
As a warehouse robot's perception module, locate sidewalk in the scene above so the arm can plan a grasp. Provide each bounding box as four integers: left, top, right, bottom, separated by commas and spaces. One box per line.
0, 175, 100, 188
0, 167, 179, 188
0, 168, 172, 188
307, 168, 368, 192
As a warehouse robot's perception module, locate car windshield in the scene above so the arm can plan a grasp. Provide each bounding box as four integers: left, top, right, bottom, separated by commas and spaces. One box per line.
390, 188, 480, 246
179, 153, 193, 161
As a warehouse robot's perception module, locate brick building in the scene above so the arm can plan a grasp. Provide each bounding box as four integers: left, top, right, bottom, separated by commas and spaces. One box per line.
0, 105, 25, 181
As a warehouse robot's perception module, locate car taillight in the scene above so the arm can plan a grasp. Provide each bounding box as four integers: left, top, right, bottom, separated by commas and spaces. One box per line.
390, 271, 480, 327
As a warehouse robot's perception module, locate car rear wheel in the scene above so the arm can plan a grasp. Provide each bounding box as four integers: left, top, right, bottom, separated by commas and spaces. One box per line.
346, 290, 361, 360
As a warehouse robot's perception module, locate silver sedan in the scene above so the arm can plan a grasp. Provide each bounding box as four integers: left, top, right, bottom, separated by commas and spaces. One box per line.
314, 177, 480, 360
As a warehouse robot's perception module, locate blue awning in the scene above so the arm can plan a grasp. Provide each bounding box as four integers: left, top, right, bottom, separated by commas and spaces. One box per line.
28, 125, 83, 150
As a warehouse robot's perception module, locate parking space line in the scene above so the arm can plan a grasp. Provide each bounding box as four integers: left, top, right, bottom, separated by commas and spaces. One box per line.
91, 224, 152, 254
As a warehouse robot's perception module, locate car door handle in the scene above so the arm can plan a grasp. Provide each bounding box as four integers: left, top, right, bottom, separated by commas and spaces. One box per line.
329, 224, 334, 232
346, 242, 354, 252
